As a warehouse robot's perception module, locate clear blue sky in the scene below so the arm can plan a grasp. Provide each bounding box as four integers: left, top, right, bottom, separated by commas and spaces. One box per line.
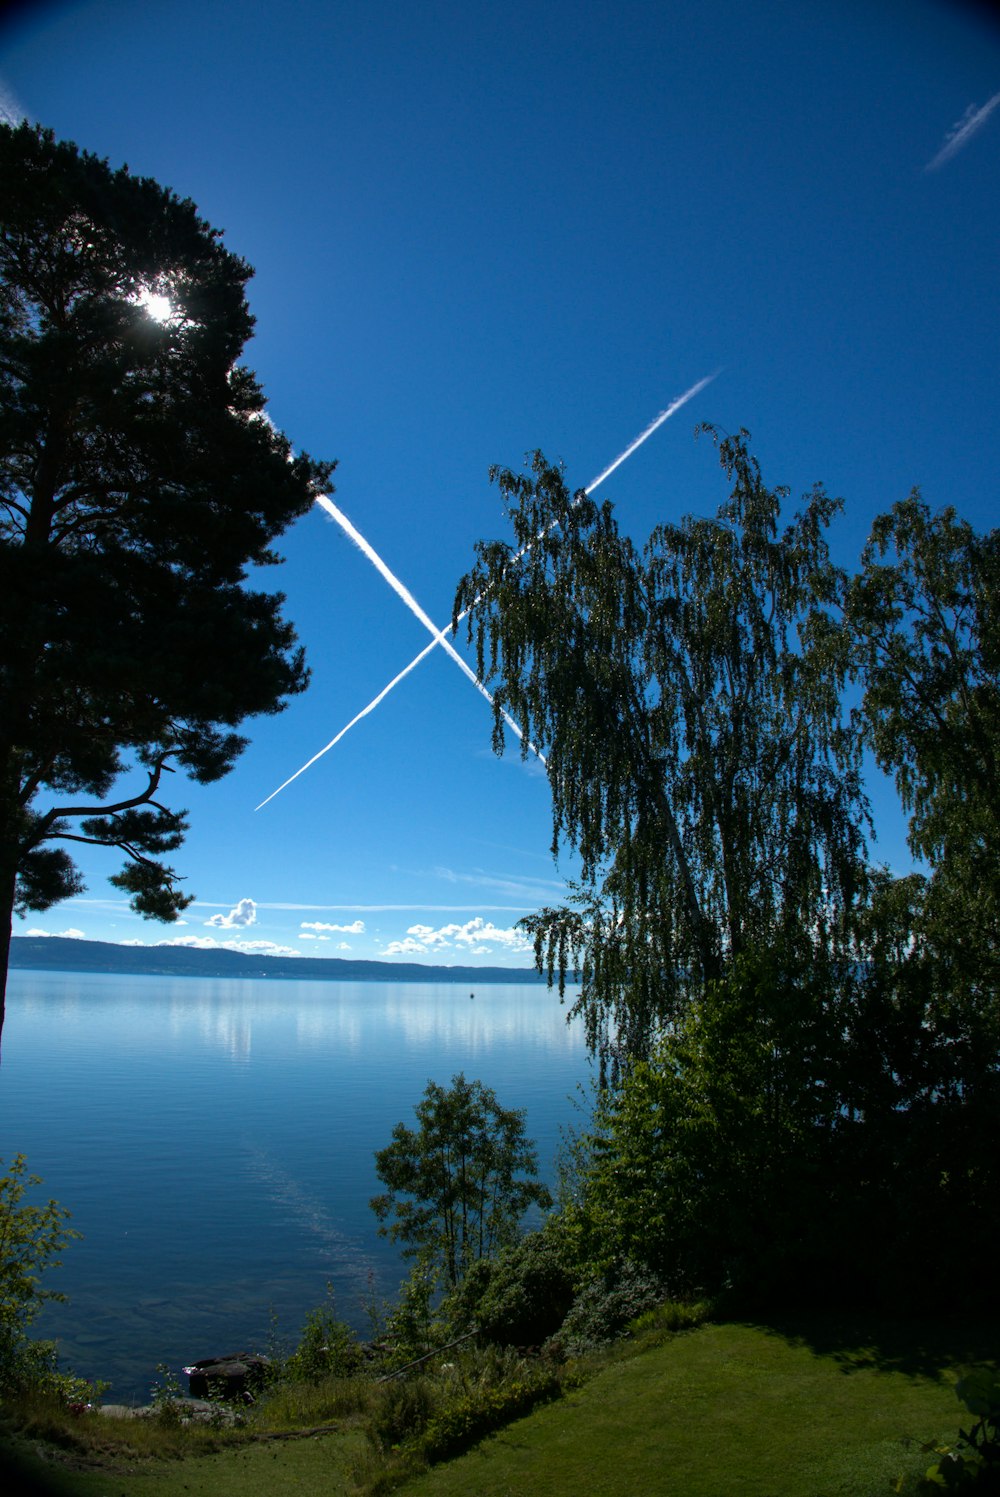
3, 0, 998, 965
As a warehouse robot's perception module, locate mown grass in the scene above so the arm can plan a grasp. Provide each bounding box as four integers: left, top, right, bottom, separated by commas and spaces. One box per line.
404, 1315, 994, 1497
2, 1315, 994, 1497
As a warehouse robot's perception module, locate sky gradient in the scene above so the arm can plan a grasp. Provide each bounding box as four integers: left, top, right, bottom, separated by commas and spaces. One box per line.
3, 0, 999, 966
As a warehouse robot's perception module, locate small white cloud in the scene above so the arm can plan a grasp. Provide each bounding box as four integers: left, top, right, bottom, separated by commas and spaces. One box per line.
385, 918, 533, 958
206, 898, 257, 929
337, 942, 351, 950
404, 916, 535, 952
384, 937, 431, 957
300, 919, 365, 934
23, 926, 86, 940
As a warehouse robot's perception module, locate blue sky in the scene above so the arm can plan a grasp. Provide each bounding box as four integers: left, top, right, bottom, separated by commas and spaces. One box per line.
3, 0, 999, 966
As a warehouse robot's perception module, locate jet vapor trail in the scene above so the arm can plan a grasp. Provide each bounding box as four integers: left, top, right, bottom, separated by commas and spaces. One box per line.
256, 497, 542, 811
926, 91, 1000, 171
257, 373, 716, 809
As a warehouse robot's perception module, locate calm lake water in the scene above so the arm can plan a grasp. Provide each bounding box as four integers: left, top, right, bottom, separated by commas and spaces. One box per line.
0, 969, 591, 1401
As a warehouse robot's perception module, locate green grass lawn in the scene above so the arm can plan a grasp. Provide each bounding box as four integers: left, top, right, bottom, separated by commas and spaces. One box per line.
402, 1317, 992, 1497
3, 1317, 993, 1497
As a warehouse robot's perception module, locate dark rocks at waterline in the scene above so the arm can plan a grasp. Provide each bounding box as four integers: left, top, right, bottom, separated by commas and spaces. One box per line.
184, 1353, 271, 1402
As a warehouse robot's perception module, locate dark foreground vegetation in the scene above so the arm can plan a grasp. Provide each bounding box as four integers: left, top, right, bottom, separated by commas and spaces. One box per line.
3, 119, 999, 1493
1, 1309, 998, 1496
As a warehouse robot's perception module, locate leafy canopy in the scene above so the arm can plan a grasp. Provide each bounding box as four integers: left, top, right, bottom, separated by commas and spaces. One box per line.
455, 428, 867, 1064
847, 493, 1000, 984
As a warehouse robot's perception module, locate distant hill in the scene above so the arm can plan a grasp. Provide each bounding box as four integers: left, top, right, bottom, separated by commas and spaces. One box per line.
8, 936, 547, 985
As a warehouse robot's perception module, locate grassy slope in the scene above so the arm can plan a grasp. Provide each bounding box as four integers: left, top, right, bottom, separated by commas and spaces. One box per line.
3, 1318, 991, 1497
404, 1318, 987, 1497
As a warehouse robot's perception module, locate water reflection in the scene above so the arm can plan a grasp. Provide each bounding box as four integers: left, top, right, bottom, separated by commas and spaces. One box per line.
0, 969, 592, 1400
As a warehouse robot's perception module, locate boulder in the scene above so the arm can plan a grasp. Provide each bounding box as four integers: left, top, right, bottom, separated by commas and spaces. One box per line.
183, 1352, 270, 1402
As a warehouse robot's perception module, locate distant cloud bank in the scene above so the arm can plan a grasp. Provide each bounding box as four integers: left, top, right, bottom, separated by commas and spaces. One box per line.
926, 91, 1000, 170
156, 934, 301, 958
23, 926, 86, 940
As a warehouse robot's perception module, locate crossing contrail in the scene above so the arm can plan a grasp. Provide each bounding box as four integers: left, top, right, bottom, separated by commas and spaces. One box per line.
257, 373, 717, 810
256, 497, 543, 811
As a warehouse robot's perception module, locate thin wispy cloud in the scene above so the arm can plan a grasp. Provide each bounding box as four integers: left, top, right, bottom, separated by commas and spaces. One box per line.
301, 919, 366, 934
0, 80, 26, 125
926, 91, 1000, 171
431, 865, 567, 901
212, 900, 554, 914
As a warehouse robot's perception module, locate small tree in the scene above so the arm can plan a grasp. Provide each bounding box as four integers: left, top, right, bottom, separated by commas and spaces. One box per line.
370, 1074, 552, 1289
0, 1153, 80, 1394
0, 122, 335, 1049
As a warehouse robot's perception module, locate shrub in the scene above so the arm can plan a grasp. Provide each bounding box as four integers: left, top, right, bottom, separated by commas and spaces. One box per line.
557, 1259, 669, 1354
419, 1366, 563, 1462
0, 1154, 89, 1401
282, 1294, 363, 1384
368, 1376, 438, 1451
459, 1229, 576, 1347
906, 1370, 1000, 1493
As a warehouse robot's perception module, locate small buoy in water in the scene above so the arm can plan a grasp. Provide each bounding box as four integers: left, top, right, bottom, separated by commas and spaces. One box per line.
469, 991, 475, 1000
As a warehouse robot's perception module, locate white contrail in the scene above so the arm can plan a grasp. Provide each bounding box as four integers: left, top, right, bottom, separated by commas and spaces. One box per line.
257, 374, 716, 809
255, 497, 542, 811
583, 373, 719, 495
926, 91, 1000, 171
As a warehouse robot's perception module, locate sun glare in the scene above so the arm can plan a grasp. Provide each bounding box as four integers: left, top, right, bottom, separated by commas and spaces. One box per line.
135, 286, 174, 323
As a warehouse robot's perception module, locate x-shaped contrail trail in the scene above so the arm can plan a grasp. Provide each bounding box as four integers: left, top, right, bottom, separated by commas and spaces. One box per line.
256, 372, 717, 810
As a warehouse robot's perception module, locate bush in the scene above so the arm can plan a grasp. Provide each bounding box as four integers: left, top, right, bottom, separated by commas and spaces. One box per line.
282, 1294, 363, 1384
0, 1154, 88, 1401
457, 1229, 576, 1347
419, 1366, 563, 1462
906, 1370, 1000, 1493
368, 1376, 438, 1451
557, 1259, 669, 1354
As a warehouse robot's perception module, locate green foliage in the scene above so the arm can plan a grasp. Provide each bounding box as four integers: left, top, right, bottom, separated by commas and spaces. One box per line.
0, 1153, 87, 1399
417, 1365, 562, 1463
906, 1372, 1000, 1493
567, 927, 1000, 1309
370, 1074, 552, 1289
366, 1252, 454, 1374
455, 429, 866, 1066
451, 1227, 576, 1347
556, 1259, 668, 1354
368, 1374, 438, 1451
148, 1360, 188, 1425
848, 494, 1000, 993
282, 1289, 363, 1384
0, 121, 334, 1017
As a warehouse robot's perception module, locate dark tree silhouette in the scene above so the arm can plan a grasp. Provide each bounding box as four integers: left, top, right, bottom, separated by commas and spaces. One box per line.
0, 123, 335, 1050
455, 431, 867, 1066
